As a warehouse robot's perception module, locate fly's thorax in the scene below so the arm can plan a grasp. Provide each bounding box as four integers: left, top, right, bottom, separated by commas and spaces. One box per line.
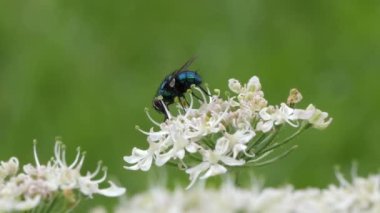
175, 71, 202, 93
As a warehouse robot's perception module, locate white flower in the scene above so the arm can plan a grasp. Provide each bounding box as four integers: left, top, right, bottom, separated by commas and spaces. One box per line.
217, 128, 256, 158
0, 140, 126, 212
257, 103, 299, 132
231, 76, 267, 113
185, 139, 245, 189
78, 173, 126, 198
294, 104, 333, 129
44, 141, 125, 198
0, 157, 19, 181
126, 75, 331, 188
0, 157, 43, 212
247, 76, 262, 91
0, 195, 41, 212
158, 118, 201, 161
229, 76, 262, 94
123, 141, 163, 171
113, 170, 380, 213
228, 79, 242, 93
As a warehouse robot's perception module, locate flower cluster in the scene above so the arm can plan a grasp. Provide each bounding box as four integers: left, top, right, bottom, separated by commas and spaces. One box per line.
124, 76, 332, 188
0, 140, 126, 212
95, 171, 380, 213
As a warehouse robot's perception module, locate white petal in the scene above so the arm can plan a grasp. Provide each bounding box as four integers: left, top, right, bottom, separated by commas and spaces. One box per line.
97, 181, 126, 197
228, 79, 242, 94
185, 162, 210, 189
314, 117, 333, 130
185, 143, 198, 153
123, 148, 148, 164
139, 156, 153, 171
294, 104, 316, 120
220, 156, 245, 166
233, 144, 247, 159
123, 164, 140, 171
176, 149, 185, 159
247, 76, 261, 91
0, 157, 19, 177
259, 108, 272, 121
200, 164, 227, 179
215, 138, 230, 154
256, 121, 273, 133
155, 153, 172, 166
186, 162, 209, 175
280, 103, 293, 113
15, 196, 41, 211
235, 129, 255, 144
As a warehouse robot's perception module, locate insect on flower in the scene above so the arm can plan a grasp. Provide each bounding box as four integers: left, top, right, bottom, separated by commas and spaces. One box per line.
153, 58, 208, 119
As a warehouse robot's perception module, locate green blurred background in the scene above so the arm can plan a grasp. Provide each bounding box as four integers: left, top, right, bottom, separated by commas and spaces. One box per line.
1, 0, 379, 211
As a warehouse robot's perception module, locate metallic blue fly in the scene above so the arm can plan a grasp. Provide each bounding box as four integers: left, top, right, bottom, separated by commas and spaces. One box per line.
153, 58, 207, 119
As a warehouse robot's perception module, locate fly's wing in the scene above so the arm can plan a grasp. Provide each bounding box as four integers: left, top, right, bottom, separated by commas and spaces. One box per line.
172, 56, 196, 75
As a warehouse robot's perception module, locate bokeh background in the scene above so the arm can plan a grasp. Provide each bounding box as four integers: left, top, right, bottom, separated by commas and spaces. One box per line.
1, 0, 379, 211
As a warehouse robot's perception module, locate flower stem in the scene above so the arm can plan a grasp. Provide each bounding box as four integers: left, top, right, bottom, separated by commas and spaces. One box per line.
248, 128, 279, 158
188, 153, 203, 162
234, 170, 242, 187
247, 145, 298, 167
258, 123, 309, 155
202, 137, 215, 149
246, 132, 265, 151
166, 161, 180, 168
43, 194, 59, 213
66, 193, 82, 213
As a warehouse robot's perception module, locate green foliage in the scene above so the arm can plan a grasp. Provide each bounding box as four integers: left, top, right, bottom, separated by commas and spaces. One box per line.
0, 0, 379, 211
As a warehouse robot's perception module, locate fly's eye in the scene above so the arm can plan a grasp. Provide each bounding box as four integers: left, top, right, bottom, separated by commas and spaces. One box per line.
169, 78, 176, 88
153, 100, 160, 110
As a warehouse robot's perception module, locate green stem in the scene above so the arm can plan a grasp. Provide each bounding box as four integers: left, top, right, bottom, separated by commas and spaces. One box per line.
65, 193, 82, 213
234, 170, 242, 187
202, 137, 215, 149
166, 161, 180, 168
43, 194, 59, 213
245, 132, 265, 153
188, 153, 202, 162
56, 193, 68, 213
258, 124, 309, 155
246, 145, 298, 167
247, 128, 279, 158
246, 150, 273, 163
32, 200, 44, 213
